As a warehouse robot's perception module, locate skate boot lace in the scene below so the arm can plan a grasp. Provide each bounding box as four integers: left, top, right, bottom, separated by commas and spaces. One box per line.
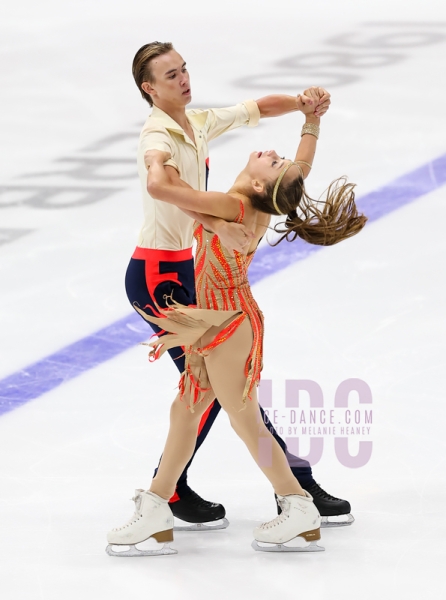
112, 492, 144, 531
259, 496, 304, 530
307, 482, 341, 501
186, 490, 219, 508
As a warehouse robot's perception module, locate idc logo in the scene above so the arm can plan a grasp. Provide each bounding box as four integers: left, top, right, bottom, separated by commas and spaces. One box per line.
259, 379, 373, 468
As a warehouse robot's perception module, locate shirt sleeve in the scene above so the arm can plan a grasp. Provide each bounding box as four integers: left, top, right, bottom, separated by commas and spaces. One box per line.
139, 126, 180, 172
202, 100, 261, 142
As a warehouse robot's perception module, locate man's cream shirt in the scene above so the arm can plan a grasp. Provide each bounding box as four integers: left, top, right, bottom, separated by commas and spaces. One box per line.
136, 100, 260, 250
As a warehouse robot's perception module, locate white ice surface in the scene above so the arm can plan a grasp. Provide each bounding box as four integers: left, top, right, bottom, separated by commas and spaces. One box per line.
1, 1, 446, 599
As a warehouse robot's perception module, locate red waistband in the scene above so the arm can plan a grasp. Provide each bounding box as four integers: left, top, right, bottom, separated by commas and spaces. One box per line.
132, 246, 193, 262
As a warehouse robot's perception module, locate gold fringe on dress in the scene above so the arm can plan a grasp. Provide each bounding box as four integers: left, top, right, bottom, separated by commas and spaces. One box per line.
134, 301, 245, 411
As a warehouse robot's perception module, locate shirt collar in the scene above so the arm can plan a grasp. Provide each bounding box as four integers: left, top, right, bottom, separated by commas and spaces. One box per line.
150, 105, 208, 135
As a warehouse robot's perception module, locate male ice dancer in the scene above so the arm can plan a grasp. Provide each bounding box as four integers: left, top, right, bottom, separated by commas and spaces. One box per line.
125, 41, 353, 529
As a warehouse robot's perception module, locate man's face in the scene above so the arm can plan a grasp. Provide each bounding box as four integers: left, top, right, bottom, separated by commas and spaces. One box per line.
145, 50, 191, 107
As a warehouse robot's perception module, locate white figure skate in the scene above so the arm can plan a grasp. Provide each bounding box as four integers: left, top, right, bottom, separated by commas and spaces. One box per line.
106, 490, 177, 557
252, 491, 324, 553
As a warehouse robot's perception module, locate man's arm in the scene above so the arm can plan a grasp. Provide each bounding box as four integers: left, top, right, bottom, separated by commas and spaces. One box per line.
147, 156, 241, 219
256, 87, 331, 119
164, 167, 254, 253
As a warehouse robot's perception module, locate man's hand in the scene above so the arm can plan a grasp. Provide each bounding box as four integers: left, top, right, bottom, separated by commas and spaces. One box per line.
297, 87, 331, 117
215, 221, 255, 256
144, 149, 171, 169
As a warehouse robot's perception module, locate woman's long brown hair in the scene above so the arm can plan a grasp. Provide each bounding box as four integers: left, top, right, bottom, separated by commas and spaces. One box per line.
250, 175, 367, 246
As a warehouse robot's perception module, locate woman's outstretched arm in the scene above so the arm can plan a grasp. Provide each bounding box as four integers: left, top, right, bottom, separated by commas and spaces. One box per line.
292, 92, 322, 179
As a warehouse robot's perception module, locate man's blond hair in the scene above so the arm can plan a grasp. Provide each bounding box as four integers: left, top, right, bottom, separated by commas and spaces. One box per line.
132, 42, 174, 107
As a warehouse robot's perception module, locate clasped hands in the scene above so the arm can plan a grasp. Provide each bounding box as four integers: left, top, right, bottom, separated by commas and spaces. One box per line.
298, 86, 330, 117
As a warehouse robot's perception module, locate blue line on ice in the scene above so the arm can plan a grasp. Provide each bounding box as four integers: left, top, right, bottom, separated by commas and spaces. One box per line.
1, 153, 445, 416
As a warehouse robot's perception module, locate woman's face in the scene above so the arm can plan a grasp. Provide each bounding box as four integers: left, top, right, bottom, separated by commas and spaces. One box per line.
245, 150, 294, 186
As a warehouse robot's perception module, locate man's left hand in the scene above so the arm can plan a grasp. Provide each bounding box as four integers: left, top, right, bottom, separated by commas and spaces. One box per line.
297, 87, 331, 117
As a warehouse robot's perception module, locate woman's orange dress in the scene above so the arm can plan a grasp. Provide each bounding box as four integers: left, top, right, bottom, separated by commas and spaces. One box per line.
134, 202, 264, 410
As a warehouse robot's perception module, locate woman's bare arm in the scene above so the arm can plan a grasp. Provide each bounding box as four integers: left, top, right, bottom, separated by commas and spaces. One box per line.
293, 113, 320, 179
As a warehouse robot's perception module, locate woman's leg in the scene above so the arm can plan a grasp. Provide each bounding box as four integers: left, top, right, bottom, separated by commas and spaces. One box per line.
203, 319, 304, 497
125, 254, 223, 501
149, 392, 215, 500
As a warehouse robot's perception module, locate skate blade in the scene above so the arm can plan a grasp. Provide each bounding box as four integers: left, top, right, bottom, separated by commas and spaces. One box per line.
251, 539, 324, 553
106, 542, 177, 557
321, 513, 355, 528
174, 517, 229, 532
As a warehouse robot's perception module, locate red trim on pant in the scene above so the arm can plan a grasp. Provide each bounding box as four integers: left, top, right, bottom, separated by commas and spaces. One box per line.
131, 246, 193, 317
168, 401, 216, 504
197, 400, 215, 437
132, 246, 193, 261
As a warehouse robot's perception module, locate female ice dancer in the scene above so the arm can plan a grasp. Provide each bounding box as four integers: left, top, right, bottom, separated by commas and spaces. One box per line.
107, 104, 366, 556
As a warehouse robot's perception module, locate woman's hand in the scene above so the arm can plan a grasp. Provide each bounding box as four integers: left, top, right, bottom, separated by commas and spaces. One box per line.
214, 221, 256, 256
297, 87, 331, 117
144, 150, 171, 169
313, 87, 330, 117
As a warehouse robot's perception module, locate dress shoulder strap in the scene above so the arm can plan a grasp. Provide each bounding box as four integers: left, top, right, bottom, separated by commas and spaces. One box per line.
234, 199, 245, 224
